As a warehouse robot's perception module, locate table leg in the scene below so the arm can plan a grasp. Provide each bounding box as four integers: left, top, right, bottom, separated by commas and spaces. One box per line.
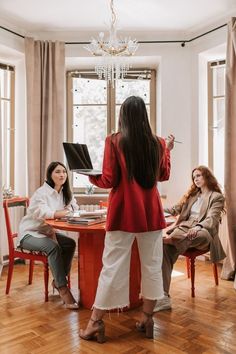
79, 231, 104, 309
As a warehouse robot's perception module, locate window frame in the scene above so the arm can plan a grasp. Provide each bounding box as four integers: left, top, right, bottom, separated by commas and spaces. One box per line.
208, 59, 225, 171
0, 63, 15, 190
66, 69, 156, 194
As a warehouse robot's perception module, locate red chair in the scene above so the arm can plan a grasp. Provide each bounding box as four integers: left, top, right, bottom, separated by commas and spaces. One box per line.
3, 197, 49, 301
183, 248, 218, 297
99, 200, 108, 209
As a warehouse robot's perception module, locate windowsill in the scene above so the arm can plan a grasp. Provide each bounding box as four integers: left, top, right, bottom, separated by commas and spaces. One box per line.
75, 193, 109, 205
75, 193, 109, 198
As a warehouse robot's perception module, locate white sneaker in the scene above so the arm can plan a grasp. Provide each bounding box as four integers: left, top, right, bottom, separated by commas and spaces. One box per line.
154, 295, 171, 312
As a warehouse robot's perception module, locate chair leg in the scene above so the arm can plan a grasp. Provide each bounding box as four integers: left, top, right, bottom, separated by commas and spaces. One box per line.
28, 260, 34, 284
77, 240, 80, 291
186, 257, 190, 278
44, 262, 49, 302
190, 257, 196, 298
6, 258, 14, 294
67, 274, 71, 289
213, 263, 219, 286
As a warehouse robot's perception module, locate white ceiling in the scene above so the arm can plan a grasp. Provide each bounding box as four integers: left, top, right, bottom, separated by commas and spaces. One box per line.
0, 0, 235, 39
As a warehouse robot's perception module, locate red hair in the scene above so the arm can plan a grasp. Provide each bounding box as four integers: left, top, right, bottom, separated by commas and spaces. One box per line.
180, 165, 223, 205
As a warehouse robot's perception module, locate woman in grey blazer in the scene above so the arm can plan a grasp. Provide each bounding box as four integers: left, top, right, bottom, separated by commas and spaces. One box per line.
155, 165, 225, 311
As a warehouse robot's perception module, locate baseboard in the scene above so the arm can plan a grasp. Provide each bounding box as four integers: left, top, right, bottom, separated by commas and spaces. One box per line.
2, 255, 26, 265
3, 254, 9, 262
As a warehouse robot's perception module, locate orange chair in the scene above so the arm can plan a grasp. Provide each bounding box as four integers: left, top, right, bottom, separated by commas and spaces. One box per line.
3, 197, 49, 301
99, 200, 108, 209
183, 248, 218, 297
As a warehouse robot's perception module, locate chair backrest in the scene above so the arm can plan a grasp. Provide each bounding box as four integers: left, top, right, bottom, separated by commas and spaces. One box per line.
3, 197, 29, 255
99, 200, 108, 209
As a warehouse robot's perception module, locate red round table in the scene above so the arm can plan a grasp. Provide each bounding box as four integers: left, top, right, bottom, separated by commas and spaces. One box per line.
46, 219, 142, 310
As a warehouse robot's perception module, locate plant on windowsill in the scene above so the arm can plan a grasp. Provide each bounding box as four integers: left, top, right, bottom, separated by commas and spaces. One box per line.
84, 184, 95, 195
2, 186, 15, 199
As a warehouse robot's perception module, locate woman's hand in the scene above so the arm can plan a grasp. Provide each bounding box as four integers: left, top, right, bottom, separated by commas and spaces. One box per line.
166, 134, 175, 151
38, 224, 56, 237
186, 226, 202, 240
54, 209, 71, 219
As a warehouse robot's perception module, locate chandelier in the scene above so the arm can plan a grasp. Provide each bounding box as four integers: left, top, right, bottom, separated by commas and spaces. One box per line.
84, 0, 139, 86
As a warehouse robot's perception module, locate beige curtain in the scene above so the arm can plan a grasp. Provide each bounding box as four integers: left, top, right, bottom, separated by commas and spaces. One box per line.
25, 37, 65, 196
222, 18, 236, 287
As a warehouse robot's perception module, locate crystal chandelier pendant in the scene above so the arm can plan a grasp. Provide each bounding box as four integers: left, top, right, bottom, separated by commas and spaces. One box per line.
84, 0, 139, 87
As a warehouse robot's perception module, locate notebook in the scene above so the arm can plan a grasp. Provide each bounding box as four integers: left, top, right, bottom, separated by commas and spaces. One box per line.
67, 217, 106, 226
72, 210, 107, 217
63, 142, 102, 176
67, 210, 106, 225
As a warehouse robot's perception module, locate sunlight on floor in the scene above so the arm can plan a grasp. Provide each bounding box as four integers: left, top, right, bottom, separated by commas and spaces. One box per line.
172, 270, 184, 277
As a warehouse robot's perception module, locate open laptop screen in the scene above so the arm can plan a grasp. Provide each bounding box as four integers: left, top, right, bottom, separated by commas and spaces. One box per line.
63, 142, 93, 170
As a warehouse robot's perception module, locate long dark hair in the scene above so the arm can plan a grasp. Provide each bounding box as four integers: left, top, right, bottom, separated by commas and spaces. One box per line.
118, 96, 163, 189
46, 161, 72, 206
180, 165, 224, 205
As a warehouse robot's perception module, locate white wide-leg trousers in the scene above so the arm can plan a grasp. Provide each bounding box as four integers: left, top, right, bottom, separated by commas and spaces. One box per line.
93, 230, 164, 310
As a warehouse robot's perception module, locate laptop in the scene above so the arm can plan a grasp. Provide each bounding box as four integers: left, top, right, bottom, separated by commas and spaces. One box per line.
63, 142, 102, 176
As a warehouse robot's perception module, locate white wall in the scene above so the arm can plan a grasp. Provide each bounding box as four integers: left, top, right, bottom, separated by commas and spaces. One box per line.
158, 47, 192, 204
0, 37, 27, 197
0, 25, 228, 205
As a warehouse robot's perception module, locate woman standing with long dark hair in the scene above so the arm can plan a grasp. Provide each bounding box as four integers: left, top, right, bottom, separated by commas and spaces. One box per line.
80, 96, 174, 342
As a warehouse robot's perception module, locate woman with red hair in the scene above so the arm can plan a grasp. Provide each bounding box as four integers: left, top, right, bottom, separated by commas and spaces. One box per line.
155, 165, 226, 312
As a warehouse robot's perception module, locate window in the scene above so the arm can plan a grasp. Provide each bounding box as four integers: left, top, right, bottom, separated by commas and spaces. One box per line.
208, 60, 225, 189
0, 63, 15, 190
67, 69, 156, 192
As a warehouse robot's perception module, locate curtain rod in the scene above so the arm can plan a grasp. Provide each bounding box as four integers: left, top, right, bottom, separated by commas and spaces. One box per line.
0, 25, 25, 39
0, 23, 227, 47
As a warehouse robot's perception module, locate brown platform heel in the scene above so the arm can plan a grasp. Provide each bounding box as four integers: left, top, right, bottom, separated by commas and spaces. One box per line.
79, 318, 106, 343
136, 311, 154, 339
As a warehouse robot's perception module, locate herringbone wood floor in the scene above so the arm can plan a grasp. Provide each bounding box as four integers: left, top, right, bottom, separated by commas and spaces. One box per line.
0, 258, 235, 354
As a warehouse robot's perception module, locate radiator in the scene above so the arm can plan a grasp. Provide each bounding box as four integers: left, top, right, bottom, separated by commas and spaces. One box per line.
0, 205, 25, 263
80, 204, 100, 211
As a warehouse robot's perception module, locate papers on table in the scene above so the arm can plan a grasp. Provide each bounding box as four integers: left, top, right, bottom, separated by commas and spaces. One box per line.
165, 217, 176, 225
67, 209, 107, 225
71, 209, 107, 218
67, 217, 105, 225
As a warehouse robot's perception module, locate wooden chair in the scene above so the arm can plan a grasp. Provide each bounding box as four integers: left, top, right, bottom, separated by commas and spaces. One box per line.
183, 248, 218, 297
3, 197, 49, 301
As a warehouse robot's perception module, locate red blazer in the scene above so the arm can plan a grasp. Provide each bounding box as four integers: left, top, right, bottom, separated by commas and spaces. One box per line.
89, 133, 171, 232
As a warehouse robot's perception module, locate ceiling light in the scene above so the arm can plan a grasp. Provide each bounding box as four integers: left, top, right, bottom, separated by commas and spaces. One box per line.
84, 0, 139, 86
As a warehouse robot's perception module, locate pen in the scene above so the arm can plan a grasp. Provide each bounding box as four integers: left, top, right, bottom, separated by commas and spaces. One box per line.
166, 138, 182, 144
